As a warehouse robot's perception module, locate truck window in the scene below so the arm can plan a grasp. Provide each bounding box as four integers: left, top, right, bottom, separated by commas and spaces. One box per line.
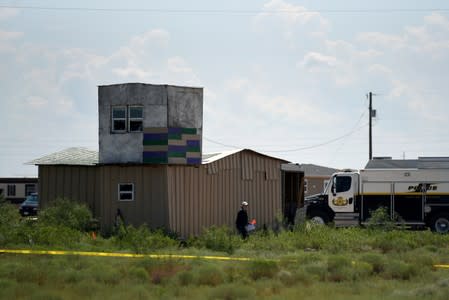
336, 176, 352, 193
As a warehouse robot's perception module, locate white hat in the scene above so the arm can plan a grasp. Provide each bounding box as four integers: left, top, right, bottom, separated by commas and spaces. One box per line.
241, 201, 248, 206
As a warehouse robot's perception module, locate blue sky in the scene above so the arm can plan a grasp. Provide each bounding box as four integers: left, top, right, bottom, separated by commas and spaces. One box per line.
1, 0, 449, 176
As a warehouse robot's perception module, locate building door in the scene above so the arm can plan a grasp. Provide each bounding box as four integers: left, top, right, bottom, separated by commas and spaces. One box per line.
281, 169, 304, 225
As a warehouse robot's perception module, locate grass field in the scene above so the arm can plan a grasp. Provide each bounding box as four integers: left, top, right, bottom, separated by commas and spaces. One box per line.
2, 200, 449, 299
2, 225, 449, 300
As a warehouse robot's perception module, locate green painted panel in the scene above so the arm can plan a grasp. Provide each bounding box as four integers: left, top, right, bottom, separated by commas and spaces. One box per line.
182, 128, 197, 134
168, 133, 182, 140
187, 146, 201, 152
143, 140, 168, 146
168, 151, 186, 158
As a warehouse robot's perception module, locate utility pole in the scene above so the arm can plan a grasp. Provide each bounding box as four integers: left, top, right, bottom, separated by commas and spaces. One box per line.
368, 92, 374, 161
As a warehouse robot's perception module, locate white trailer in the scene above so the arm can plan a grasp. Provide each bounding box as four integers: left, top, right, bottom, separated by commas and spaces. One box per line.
305, 168, 449, 233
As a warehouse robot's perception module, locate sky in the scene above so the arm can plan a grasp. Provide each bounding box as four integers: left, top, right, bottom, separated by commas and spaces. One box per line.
1, 0, 449, 177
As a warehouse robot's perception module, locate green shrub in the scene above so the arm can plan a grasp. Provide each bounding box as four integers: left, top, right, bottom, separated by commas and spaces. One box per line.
194, 225, 240, 254
195, 265, 225, 286
248, 259, 279, 280
177, 270, 195, 286
360, 253, 386, 274
365, 206, 404, 231
29, 225, 83, 247
382, 260, 418, 280
38, 198, 92, 232
305, 262, 327, 281
114, 225, 177, 253
326, 255, 352, 282
208, 283, 256, 299
0, 198, 25, 245
128, 267, 150, 284
223, 265, 248, 283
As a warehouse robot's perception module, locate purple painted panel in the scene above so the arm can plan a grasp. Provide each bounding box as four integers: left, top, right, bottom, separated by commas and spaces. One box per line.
187, 157, 201, 164
168, 127, 182, 134
186, 140, 200, 147
168, 145, 187, 152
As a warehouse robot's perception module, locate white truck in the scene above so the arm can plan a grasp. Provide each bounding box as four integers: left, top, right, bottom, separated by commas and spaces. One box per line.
305, 168, 449, 233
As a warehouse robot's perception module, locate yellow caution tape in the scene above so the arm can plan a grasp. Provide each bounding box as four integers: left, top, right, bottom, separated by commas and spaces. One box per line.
1, 249, 448, 268
0, 249, 251, 261
433, 264, 449, 269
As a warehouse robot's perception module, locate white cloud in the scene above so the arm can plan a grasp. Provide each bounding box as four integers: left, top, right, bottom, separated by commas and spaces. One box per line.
260, 0, 329, 29
424, 13, 449, 30
112, 66, 152, 79
300, 52, 337, 71
356, 32, 405, 49
368, 64, 393, 75
253, 0, 330, 40
26, 96, 48, 108
167, 56, 192, 73
0, 29, 22, 40
225, 78, 249, 91
129, 29, 170, 48
0, 29, 23, 52
0, 8, 19, 21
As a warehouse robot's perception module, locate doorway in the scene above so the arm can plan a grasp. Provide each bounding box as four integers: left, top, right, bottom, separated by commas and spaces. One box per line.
281, 164, 304, 225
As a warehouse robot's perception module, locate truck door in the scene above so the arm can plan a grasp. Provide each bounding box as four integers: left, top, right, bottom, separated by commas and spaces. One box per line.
329, 174, 356, 213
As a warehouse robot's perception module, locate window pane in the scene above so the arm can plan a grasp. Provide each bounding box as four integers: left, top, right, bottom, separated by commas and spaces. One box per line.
120, 192, 133, 200
7, 185, 16, 196
113, 107, 126, 118
114, 120, 126, 131
129, 121, 143, 132
119, 184, 133, 192
129, 107, 143, 118
336, 176, 352, 193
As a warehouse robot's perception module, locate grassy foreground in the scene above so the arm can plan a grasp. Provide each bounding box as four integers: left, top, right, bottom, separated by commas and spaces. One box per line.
1, 199, 449, 299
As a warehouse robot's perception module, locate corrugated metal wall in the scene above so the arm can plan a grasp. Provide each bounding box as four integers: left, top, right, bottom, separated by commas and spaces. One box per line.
39, 166, 99, 215
97, 165, 169, 230
39, 165, 169, 232
167, 150, 283, 237
38, 151, 285, 237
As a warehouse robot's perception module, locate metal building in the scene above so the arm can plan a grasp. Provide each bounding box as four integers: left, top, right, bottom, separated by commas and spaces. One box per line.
31, 147, 303, 237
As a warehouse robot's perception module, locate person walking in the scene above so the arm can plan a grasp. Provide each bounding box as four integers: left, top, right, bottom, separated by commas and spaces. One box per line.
236, 201, 249, 239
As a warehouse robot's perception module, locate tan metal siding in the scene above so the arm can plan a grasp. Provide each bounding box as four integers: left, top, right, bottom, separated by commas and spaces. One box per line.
38, 165, 98, 208
97, 165, 168, 230
167, 151, 283, 237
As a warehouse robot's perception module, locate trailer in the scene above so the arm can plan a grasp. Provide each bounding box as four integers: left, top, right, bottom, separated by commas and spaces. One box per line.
305, 168, 449, 233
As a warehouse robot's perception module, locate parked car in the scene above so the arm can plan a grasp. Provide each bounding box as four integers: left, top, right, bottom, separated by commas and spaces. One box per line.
19, 193, 38, 216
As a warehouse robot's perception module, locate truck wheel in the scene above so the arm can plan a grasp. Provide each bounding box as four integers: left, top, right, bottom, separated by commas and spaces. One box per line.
430, 213, 449, 234
308, 211, 329, 225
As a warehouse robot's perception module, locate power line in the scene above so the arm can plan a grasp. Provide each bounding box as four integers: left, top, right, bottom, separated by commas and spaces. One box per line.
1, 5, 449, 14
204, 123, 368, 153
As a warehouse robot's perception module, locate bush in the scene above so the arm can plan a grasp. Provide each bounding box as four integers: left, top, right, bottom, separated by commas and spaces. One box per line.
360, 253, 386, 274
195, 265, 225, 286
0, 197, 24, 245
247, 260, 279, 280
114, 225, 178, 253
366, 206, 404, 231
29, 225, 83, 247
38, 198, 93, 232
208, 283, 256, 299
193, 226, 240, 254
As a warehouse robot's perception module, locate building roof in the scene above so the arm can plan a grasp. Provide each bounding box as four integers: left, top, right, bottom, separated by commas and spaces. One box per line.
27, 147, 99, 166
299, 164, 340, 177
365, 157, 449, 169
29, 148, 290, 166
0, 178, 38, 183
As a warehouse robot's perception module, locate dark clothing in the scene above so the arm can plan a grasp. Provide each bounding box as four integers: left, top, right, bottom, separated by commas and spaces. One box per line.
236, 209, 249, 239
